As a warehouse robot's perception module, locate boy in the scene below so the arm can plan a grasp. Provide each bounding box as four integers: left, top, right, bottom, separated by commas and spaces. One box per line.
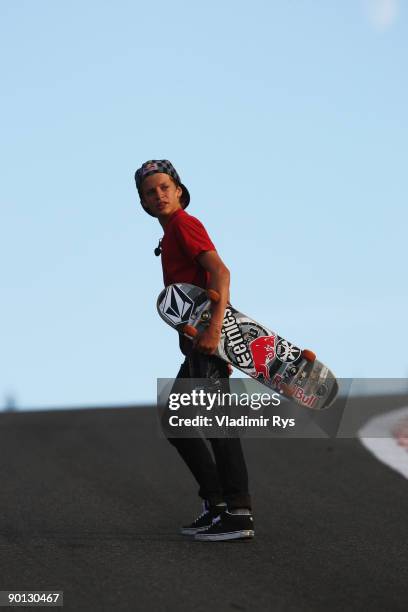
135, 160, 254, 541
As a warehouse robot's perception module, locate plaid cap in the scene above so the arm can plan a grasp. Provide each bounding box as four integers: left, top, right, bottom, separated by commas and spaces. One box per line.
134, 159, 190, 216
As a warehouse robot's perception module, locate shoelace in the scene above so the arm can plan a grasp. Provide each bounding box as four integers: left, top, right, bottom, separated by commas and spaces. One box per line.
193, 505, 210, 524
200, 510, 227, 532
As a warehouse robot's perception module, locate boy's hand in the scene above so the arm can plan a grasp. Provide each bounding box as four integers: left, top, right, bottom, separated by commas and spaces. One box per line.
194, 326, 221, 355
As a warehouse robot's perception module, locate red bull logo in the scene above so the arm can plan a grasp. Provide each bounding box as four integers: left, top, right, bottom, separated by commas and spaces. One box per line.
248, 335, 276, 380
292, 386, 318, 408
272, 375, 318, 408
142, 162, 159, 175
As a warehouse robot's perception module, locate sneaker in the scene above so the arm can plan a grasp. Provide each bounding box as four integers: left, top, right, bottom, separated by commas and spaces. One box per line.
194, 510, 255, 541
180, 501, 226, 536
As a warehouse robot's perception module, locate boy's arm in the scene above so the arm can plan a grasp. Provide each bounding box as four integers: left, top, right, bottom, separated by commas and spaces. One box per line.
194, 250, 230, 354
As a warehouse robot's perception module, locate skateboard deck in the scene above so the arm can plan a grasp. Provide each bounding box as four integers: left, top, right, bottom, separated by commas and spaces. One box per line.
157, 283, 339, 411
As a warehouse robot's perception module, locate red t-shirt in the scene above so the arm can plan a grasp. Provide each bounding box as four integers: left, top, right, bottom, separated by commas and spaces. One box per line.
161, 209, 216, 289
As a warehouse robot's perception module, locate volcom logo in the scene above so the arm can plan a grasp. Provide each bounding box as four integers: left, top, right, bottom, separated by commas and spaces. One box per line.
160, 285, 193, 325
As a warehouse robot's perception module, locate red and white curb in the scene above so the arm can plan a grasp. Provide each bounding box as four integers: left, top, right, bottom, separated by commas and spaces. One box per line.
358, 406, 408, 481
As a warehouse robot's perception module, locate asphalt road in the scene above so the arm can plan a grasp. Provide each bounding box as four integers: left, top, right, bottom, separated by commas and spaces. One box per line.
1, 395, 407, 611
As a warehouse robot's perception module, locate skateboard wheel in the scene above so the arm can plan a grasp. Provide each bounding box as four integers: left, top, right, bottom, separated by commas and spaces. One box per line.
183, 324, 198, 338
302, 349, 316, 363
207, 289, 220, 303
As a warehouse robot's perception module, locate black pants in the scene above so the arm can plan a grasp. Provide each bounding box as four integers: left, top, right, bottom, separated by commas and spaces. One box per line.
161, 347, 251, 510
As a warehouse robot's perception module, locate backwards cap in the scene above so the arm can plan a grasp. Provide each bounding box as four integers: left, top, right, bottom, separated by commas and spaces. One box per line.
134, 160, 190, 216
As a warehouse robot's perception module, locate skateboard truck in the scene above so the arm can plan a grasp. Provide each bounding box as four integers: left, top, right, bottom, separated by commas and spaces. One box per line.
183, 289, 220, 338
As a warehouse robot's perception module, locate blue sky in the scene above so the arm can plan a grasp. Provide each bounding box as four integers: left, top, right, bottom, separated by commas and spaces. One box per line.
1, 0, 407, 409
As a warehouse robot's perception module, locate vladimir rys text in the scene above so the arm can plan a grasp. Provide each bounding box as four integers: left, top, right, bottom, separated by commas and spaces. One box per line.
166, 389, 296, 429
161, 388, 296, 430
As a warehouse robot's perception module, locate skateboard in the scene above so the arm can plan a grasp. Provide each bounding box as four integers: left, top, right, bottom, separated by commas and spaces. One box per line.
157, 283, 339, 410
